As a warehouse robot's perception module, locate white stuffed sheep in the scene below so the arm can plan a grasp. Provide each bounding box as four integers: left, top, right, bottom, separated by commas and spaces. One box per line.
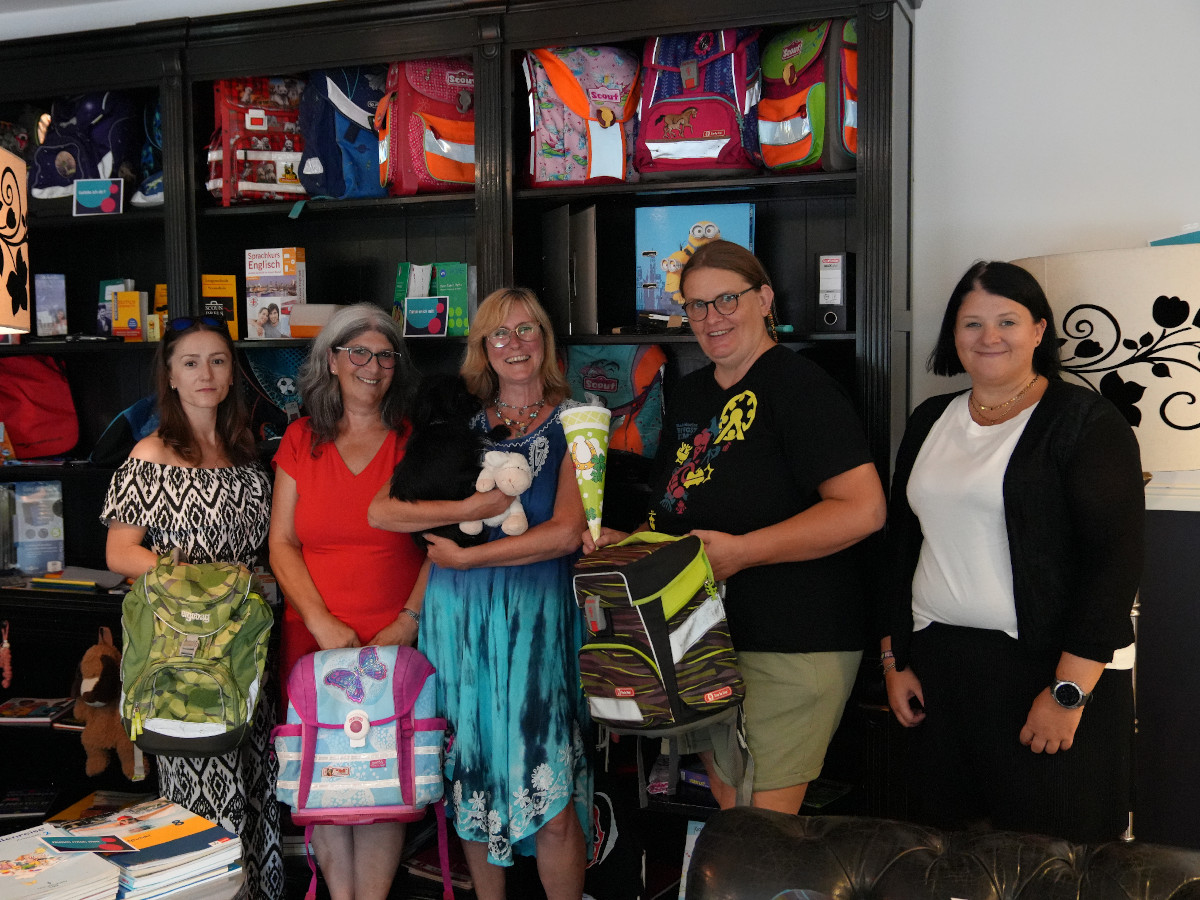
460, 450, 533, 536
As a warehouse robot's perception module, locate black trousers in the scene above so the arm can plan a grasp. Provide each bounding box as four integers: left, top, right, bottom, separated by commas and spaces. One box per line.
904, 622, 1133, 844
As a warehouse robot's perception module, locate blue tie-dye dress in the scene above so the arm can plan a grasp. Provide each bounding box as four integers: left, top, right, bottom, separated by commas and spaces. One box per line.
419, 405, 592, 865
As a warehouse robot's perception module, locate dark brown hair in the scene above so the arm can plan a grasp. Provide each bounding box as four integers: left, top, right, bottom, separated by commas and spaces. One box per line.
154, 320, 256, 466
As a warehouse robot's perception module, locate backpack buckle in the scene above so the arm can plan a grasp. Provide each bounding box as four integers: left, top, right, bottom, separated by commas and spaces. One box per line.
180, 635, 200, 658
680, 60, 699, 90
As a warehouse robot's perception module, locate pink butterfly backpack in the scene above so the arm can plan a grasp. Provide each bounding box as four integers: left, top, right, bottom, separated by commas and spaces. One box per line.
273, 645, 453, 899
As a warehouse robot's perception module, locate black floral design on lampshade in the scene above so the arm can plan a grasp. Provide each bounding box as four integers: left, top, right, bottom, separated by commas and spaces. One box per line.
1058, 293, 1200, 431
0, 146, 30, 333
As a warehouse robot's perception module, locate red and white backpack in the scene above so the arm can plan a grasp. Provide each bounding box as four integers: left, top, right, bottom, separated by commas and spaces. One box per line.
374, 57, 475, 196
634, 28, 762, 176
522, 46, 641, 187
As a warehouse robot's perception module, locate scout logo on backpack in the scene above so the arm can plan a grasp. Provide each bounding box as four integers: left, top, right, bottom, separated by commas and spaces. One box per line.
273, 645, 454, 900
120, 559, 272, 757
635, 29, 762, 176
758, 19, 857, 173
298, 65, 388, 200
375, 57, 476, 196
565, 344, 666, 457
572, 532, 743, 730
522, 46, 641, 186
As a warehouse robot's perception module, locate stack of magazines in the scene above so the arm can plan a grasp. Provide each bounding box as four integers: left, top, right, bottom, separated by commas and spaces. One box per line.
5, 796, 243, 900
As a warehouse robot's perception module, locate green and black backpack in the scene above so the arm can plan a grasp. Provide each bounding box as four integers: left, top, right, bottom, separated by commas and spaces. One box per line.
572, 531, 752, 804
120, 558, 272, 758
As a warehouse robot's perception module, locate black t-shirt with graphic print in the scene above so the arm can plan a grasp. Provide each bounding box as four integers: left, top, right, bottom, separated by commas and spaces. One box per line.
649, 345, 874, 653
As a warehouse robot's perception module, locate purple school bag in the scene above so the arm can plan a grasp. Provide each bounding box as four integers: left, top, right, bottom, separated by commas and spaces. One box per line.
273, 645, 452, 900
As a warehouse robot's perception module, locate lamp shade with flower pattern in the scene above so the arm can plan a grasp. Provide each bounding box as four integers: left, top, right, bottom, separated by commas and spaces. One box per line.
0, 146, 30, 334
1013, 245, 1200, 471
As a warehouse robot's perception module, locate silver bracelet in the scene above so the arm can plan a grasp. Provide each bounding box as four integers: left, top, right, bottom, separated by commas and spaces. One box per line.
401, 608, 420, 626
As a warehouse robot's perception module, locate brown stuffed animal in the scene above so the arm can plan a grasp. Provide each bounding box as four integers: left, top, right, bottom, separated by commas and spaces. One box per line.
75, 626, 138, 779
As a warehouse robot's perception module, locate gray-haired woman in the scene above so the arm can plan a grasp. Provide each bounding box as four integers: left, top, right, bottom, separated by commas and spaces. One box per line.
268, 303, 424, 900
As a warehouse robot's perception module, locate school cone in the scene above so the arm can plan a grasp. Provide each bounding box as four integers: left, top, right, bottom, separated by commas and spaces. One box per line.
560, 404, 612, 542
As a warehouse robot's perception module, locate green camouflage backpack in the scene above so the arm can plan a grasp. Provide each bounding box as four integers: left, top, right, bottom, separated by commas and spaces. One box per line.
120, 558, 273, 757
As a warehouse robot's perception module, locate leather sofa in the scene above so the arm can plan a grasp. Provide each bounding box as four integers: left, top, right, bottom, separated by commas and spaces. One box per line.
686, 808, 1200, 900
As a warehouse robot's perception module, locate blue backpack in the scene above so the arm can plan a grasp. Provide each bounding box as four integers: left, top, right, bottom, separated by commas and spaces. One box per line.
298, 66, 389, 199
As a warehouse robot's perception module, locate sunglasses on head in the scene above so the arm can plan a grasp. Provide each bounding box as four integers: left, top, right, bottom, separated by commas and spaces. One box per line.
168, 315, 227, 333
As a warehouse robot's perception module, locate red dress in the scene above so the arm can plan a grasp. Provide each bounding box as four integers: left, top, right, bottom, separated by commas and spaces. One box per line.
274, 418, 425, 692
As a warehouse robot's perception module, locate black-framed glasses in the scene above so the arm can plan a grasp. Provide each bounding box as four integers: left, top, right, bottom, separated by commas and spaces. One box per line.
487, 322, 540, 349
335, 346, 400, 369
680, 285, 758, 321
168, 315, 226, 332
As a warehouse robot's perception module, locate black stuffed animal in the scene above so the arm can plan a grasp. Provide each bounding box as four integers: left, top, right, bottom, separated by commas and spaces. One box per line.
389, 372, 506, 549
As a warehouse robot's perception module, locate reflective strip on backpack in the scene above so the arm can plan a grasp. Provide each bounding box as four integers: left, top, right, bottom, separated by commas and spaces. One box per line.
418, 113, 475, 184
324, 75, 375, 131
586, 119, 625, 180
643, 136, 731, 162
588, 695, 644, 723
668, 594, 727, 664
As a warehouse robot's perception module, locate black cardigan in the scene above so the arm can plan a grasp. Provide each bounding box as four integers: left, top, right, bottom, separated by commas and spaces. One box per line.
883, 378, 1145, 669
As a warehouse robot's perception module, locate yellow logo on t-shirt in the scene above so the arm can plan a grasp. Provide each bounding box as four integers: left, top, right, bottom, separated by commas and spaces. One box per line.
715, 390, 757, 442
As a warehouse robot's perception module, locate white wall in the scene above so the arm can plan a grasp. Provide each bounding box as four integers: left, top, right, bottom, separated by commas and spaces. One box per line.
910, 0, 1200, 405
0, 0, 324, 42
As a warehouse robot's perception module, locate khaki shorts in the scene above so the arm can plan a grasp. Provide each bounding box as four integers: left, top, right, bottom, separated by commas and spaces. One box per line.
682, 649, 861, 792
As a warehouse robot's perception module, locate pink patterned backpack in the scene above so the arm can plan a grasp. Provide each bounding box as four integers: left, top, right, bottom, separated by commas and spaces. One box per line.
522, 46, 641, 186
374, 57, 475, 196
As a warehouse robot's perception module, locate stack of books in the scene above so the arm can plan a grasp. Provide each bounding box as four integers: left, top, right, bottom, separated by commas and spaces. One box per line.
49, 797, 243, 900
0, 822, 120, 899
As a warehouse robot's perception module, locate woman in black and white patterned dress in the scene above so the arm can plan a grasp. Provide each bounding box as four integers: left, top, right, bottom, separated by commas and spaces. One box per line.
101, 316, 282, 899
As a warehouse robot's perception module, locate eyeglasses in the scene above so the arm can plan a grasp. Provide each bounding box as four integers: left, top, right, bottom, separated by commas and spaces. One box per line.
680, 285, 758, 321
487, 322, 540, 349
168, 315, 226, 332
335, 346, 400, 369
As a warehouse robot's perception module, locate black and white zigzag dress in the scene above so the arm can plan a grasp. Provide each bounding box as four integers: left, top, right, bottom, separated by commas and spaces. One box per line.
102, 458, 283, 900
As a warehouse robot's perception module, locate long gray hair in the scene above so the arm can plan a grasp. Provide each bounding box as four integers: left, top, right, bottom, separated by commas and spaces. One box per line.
298, 303, 416, 452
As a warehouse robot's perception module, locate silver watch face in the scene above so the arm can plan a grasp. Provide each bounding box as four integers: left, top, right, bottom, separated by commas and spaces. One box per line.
1052, 680, 1086, 709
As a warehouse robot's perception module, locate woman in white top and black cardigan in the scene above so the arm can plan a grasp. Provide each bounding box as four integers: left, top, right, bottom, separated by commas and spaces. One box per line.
881, 260, 1144, 843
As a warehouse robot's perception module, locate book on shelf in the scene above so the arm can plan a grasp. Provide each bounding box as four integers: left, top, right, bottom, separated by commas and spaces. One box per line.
33, 272, 68, 336
245, 247, 305, 339
0, 696, 75, 725
0, 785, 60, 820
200, 274, 239, 341
113, 290, 149, 342
97, 278, 133, 337
0, 823, 121, 900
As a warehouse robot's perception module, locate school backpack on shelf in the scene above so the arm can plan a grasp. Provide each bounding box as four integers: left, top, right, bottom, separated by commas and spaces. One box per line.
572, 532, 752, 805
522, 46, 641, 186
564, 343, 666, 457
120, 558, 273, 757
635, 28, 762, 176
375, 57, 476, 196
205, 75, 307, 206
274, 645, 453, 900
0, 355, 78, 459
758, 19, 857, 173
298, 65, 388, 200
130, 99, 164, 207
29, 91, 141, 199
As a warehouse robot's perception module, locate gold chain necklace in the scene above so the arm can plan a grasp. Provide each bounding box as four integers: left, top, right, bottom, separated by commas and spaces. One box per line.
971, 373, 1040, 423
493, 397, 545, 436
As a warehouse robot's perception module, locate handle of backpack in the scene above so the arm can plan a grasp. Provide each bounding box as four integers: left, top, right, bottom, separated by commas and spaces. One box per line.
612, 531, 718, 588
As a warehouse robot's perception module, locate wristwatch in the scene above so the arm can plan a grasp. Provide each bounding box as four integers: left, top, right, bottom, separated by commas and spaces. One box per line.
1050, 679, 1092, 710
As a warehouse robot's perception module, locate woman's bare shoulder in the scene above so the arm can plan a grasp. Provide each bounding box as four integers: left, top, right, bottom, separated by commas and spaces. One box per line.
128, 433, 177, 465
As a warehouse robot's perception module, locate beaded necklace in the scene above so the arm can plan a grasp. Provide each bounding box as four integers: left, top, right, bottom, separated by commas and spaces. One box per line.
493, 396, 546, 436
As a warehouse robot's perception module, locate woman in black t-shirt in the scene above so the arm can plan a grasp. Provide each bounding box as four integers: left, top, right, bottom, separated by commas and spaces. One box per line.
583, 241, 886, 814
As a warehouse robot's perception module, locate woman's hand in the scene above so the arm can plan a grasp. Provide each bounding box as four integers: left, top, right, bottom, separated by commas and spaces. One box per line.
689, 529, 749, 582
1019, 689, 1084, 753
582, 526, 629, 554
885, 667, 927, 727
308, 612, 361, 651
369, 612, 419, 648
424, 533, 474, 570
